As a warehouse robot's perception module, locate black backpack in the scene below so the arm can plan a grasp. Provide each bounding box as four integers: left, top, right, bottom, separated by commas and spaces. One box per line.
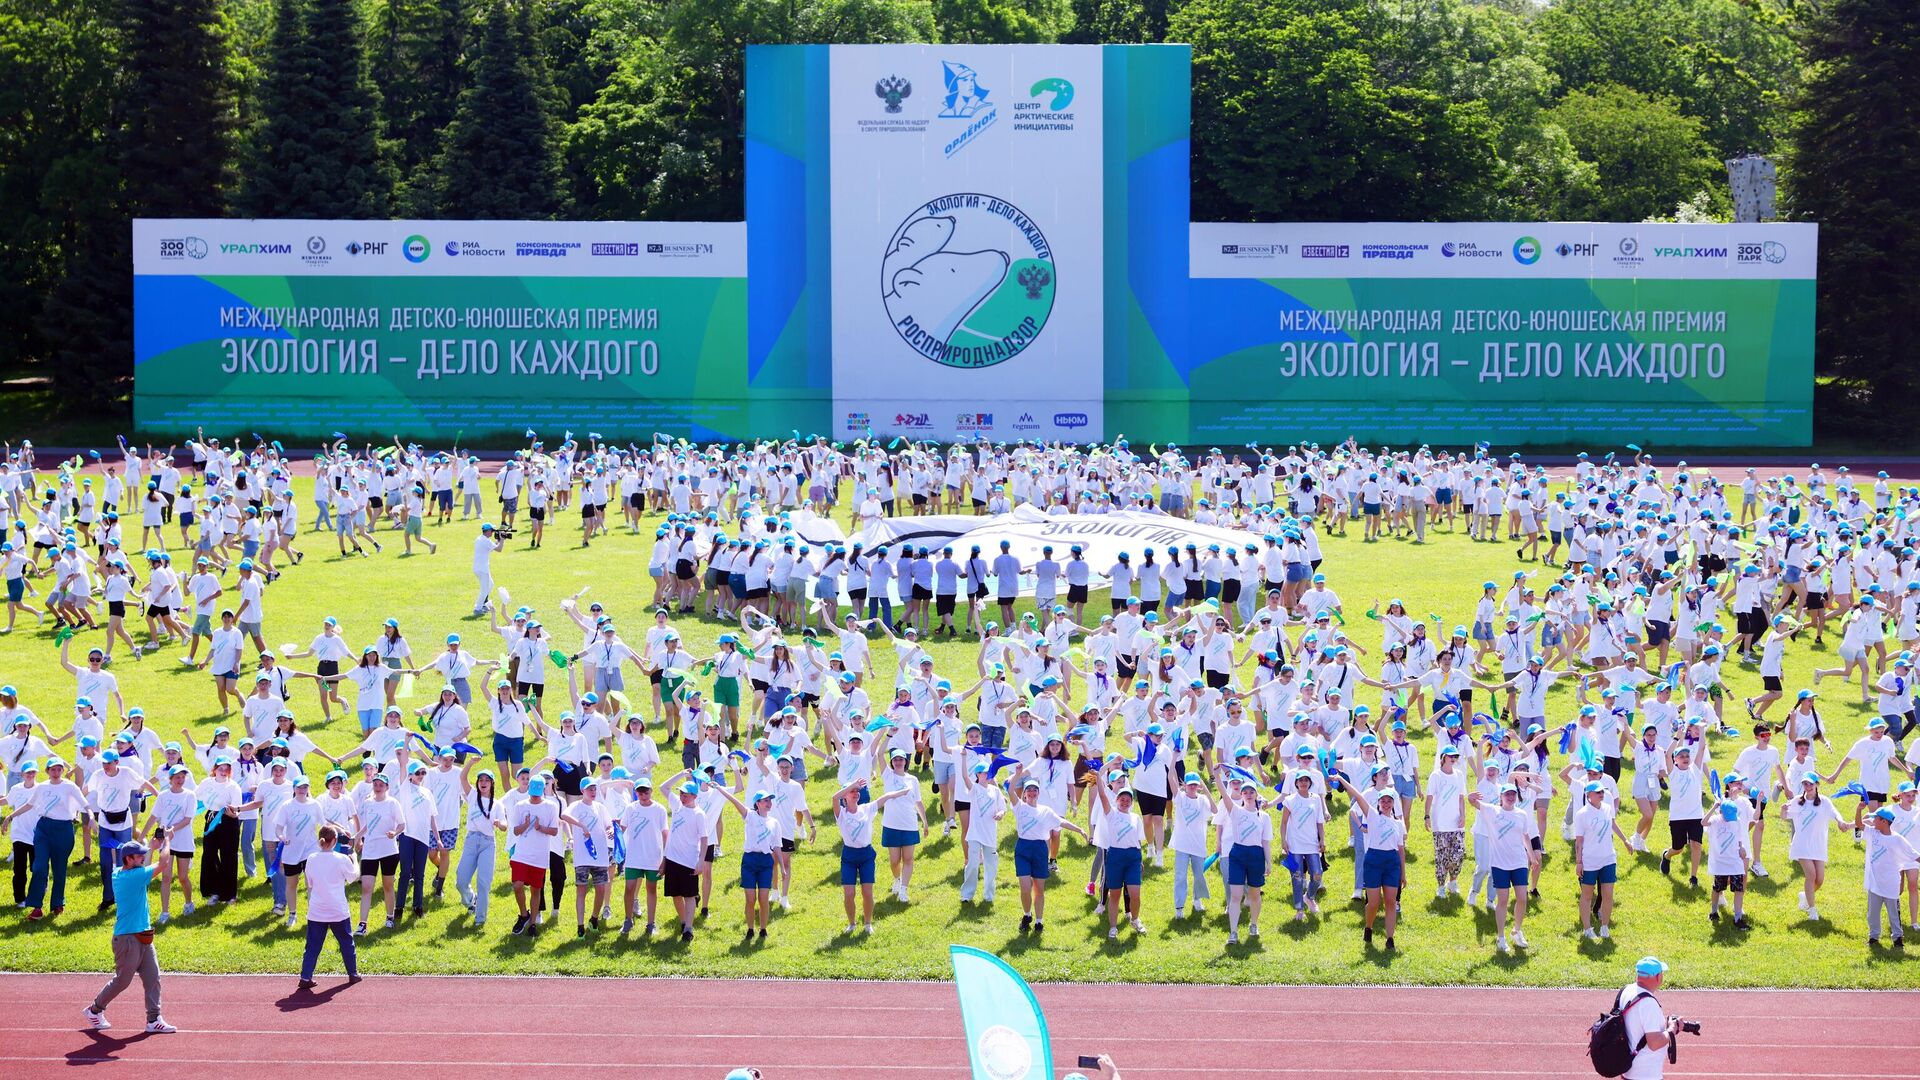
1587, 987, 1656, 1076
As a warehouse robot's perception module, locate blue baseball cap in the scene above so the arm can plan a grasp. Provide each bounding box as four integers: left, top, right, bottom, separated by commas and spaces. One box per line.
1635, 956, 1667, 977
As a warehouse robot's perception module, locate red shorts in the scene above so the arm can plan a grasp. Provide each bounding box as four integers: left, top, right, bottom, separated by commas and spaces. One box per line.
509, 860, 547, 890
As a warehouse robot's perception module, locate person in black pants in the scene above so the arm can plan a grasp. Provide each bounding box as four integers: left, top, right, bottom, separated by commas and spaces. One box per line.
200, 814, 242, 902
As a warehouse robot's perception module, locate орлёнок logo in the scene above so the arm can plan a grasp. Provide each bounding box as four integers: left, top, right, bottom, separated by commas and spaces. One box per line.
882, 193, 1053, 371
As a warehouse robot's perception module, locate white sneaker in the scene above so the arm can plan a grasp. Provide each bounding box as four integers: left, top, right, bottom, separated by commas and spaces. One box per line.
84, 1007, 111, 1031
1560, 825, 1574, 842
1131, 917, 1146, 932
1806, 906, 1820, 921
145, 1018, 177, 1034
942, 818, 954, 837
1495, 933, 1509, 953
156, 911, 170, 925
1093, 901, 1105, 915
1512, 929, 1530, 949
1598, 925, 1611, 939
285, 913, 297, 930
1153, 850, 1164, 868
1796, 893, 1809, 912
1437, 886, 1447, 899
1108, 926, 1118, 940
844, 923, 855, 935
1194, 900, 1206, 913
779, 895, 792, 912
1583, 928, 1600, 942
1351, 889, 1364, 901
1753, 862, 1769, 878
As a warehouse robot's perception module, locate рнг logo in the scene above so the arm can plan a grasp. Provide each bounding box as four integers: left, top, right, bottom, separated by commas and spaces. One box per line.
1512, 236, 1541, 264
403, 235, 431, 263
882, 192, 1053, 371
1028, 78, 1073, 111
875, 76, 911, 113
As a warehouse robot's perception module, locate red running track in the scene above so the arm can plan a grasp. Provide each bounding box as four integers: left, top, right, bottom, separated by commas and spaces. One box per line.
2, 973, 1916, 1079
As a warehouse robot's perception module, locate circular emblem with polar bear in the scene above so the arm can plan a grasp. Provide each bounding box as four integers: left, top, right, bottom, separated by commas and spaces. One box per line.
882, 193, 1054, 370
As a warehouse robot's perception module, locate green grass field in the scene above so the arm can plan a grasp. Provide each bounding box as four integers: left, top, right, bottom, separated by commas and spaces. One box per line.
3, 475, 1916, 989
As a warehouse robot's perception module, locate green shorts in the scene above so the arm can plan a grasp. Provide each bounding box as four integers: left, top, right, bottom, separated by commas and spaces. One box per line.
713, 676, 740, 708
406, 517, 423, 537
624, 867, 661, 882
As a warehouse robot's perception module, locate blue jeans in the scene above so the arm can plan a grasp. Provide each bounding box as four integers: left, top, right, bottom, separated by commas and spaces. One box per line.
867, 595, 893, 628
1289, 853, 1325, 910
300, 919, 358, 981
397, 835, 430, 912
456, 831, 496, 923
27, 817, 75, 910
1172, 850, 1211, 909
241, 817, 258, 877
981, 725, 1007, 750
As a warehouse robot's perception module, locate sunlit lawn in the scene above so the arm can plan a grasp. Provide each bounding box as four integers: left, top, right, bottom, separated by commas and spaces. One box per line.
3, 476, 1915, 988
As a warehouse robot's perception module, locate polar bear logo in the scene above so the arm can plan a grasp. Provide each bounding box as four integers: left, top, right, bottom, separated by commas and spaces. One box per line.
882, 194, 1052, 370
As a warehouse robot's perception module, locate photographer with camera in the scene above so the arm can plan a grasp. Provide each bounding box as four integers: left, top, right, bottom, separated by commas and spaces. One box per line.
1591, 956, 1678, 1078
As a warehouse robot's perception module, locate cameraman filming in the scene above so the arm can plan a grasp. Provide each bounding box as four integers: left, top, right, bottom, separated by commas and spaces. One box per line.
1619, 956, 1674, 1078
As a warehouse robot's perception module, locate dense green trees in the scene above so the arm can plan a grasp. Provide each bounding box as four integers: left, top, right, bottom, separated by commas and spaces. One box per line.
1788, 0, 1920, 425
0, 0, 1901, 418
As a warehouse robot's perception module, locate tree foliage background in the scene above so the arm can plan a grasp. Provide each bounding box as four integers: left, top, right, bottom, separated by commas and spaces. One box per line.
0, 0, 1906, 432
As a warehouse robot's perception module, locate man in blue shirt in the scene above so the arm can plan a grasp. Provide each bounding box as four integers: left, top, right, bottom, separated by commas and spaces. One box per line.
83, 842, 176, 1033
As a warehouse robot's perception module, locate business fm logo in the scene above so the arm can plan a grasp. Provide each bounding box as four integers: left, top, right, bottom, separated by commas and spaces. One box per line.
1512, 236, 1541, 265
403, 234, 431, 263
882, 193, 1053, 371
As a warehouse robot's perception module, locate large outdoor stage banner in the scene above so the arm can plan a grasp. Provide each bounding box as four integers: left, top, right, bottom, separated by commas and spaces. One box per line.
1186, 222, 1817, 447
132, 220, 761, 440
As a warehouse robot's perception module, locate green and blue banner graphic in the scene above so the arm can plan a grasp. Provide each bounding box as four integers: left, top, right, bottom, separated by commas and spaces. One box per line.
1180, 222, 1816, 446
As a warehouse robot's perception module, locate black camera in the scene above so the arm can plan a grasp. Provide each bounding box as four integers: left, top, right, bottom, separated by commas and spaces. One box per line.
1668, 1017, 1702, 1063
493, 526, 515, 540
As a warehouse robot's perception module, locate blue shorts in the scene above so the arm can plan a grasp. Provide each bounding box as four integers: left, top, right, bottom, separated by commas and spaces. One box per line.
1285, 563, 1310, 584
492, 734, 525, 766
593, 668, 625, 695
880, 826, 920, 849
1392, 775, 1417, 799
1436, 489, 1453, 505
1472, 621, 1494, 643
1362, 847, 1402, 890
1227, 844, 1266, 888
933, 760, 955, 788
1783, 564, 1803, 585
242, 540, 259, 559
359, 709, 381, 733
1014, 837, 1051, 879
6, 579, 22, 604
839, 845, 876, 885
740, 850, 775, 890
1104, 846, 1143, 890
436, 491, 454, 511
1491, 865, 1530, 890
1579, 863, 1617, 886
1363, 502, 1381, 517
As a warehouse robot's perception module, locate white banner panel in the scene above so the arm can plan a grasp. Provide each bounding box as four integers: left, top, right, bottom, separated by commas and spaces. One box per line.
134, 220, 746, 277
829, 45, 1105, 442
854, 507, 1260, 596
1190, 222, 1818, 280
